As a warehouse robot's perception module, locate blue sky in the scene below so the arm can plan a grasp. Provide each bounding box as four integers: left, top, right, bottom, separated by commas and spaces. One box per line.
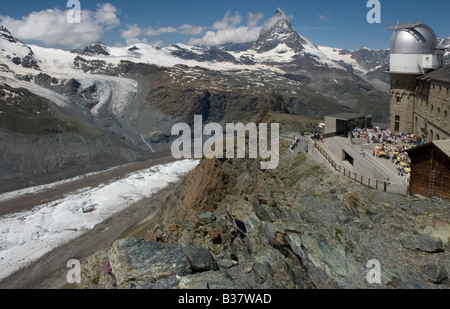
1, 0, 449, 50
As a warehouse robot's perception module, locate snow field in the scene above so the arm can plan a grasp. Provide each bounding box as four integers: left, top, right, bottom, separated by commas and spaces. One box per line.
0, 159, 200, 282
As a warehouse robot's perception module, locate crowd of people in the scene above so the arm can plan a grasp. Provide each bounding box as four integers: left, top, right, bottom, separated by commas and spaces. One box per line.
353, 127, 416, 182
372, 144, 412, 181
352, 127, 420, 146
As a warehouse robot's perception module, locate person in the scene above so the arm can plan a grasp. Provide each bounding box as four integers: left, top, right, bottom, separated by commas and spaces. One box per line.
320, 134, 324, 143
361, 150, 366, 157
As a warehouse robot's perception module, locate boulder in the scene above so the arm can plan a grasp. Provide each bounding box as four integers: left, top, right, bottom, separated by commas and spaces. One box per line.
400, 234, 445, 253
421, 264, 448, 284
218, 259, 235, 269
108, 238, 192, 286
181, 245, 219, 272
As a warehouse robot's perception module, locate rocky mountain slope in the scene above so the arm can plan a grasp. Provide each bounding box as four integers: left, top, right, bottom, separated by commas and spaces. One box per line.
0, 82, 150, 193
80, 140, 450, 289
0, 14, 394, 192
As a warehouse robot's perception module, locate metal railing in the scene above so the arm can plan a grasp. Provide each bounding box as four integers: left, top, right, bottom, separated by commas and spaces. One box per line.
313, 142, 396, 193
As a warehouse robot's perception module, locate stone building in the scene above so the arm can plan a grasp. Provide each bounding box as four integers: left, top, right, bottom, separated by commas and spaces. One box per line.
415, 66, 450, 141
388, 23, 449, 142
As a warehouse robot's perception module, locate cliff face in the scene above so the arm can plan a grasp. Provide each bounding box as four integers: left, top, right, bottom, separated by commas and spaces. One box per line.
0, 83, 150, 193
81, 141, 450, 289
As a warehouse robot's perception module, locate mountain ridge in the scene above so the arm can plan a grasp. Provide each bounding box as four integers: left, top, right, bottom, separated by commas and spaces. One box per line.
0, 11, 394, 192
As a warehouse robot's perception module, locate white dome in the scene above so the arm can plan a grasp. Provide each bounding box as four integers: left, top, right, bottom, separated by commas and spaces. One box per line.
390, 24, 437, 54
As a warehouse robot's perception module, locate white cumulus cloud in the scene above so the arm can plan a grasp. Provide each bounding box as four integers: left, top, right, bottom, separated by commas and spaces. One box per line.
120, 23, 204, 46
188, 11, 267, 47
179, 24, 204, 35
248, 13, 264, 27
120, 24, 178, 46
212, 11, 242, 30
189, 27, 261, 46
95, 3, 120, 29
0, 3, 120, 49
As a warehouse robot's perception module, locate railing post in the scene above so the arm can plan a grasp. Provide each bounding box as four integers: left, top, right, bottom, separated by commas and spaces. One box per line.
384, 182, 387, 192
376, 180, 379, 190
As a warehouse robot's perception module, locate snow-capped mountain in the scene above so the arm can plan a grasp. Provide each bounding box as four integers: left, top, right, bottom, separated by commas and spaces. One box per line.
0, 26, 39, 70
0, 10, 393, 128
438, 37, 450, 64
254, 9, 317, 53
0, 10, 394, 192
72, 42, 110, 57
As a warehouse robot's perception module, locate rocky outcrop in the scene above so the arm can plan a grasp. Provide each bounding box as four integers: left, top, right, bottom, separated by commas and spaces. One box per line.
400, 233, 445, 253
80, 142, 450, 289
81, 238, 230, 289
72, 43, 110, 57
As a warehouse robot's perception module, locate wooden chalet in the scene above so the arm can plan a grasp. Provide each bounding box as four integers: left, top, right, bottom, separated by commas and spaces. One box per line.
405, 140, 450, 201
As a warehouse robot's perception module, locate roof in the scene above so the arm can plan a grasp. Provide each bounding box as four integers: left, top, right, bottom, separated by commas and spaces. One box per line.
433, 140, 450, 157
404, 139, 450, 158
418, 65, 450, 85
389, 23, 438, 55
387, 23, 424, 31
325, 113, 365, 121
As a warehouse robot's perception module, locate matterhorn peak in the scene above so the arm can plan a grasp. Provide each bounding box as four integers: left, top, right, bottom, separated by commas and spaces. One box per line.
274, 8, 286, 18
253, 9, 318, 54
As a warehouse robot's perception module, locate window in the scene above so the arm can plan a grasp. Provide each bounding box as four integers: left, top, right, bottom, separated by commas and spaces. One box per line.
396, 96, 401, 103
395, 115, 400, 132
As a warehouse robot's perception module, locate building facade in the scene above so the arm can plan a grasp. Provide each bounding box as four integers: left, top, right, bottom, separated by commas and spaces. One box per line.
414, 67, 450, 141
388, 23, 449, 142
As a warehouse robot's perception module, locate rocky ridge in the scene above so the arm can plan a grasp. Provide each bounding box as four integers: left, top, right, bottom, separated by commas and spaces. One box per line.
81, 140, 450, 289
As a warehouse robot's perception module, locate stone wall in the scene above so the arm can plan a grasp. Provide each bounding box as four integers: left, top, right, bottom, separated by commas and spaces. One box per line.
327, 138, 390, 182
414, 81, 450, 142
389, 73, 418, 134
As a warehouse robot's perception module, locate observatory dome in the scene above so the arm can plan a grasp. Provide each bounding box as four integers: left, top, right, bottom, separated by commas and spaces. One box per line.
390, 24, 437, 54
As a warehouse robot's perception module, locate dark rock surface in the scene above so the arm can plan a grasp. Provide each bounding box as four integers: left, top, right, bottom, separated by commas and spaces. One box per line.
80, 145, 450, 289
